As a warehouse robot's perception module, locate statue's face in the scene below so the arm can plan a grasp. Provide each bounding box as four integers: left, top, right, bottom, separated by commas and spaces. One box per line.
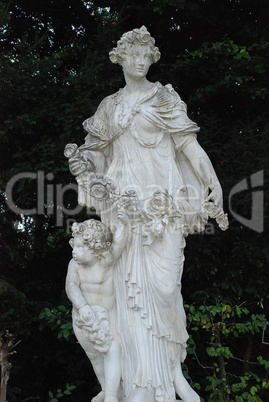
122, 44, 152, 80
72, 236, 95, 266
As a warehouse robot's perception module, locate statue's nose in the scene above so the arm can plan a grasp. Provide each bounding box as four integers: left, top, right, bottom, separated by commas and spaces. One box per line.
138, 56, 145, 65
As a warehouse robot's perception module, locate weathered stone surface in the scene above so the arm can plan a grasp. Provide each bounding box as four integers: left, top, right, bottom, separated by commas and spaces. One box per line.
65, 26, 228, 402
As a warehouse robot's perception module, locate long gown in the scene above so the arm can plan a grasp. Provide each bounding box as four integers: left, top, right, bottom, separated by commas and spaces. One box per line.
77, 82, 204, 401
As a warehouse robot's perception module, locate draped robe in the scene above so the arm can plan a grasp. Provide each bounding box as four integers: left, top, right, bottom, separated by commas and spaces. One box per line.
78, 82, 206, 401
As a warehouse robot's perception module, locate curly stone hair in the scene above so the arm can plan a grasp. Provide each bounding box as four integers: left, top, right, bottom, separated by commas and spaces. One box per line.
70, 219, 112, 258
109, 25, 161, 65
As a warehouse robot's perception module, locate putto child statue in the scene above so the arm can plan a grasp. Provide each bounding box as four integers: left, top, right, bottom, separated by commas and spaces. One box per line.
66, 209, 129, 402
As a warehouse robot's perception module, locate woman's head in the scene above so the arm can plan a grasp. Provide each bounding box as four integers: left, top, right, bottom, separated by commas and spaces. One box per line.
109, 26, 161, 66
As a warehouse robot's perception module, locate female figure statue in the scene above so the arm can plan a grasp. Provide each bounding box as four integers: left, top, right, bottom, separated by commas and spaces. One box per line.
65, 26, 228, 402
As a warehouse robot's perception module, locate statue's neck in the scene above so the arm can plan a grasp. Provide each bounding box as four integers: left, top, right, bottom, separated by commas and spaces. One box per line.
123, 76, 150, 95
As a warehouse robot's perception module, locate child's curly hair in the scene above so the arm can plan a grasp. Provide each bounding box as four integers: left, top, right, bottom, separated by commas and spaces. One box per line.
70, 219, 112, 258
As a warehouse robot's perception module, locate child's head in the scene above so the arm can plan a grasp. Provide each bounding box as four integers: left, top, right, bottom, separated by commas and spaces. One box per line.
70, 219, 112, 260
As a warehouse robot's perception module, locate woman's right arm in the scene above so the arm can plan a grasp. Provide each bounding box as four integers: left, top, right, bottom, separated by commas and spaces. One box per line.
65, 96, 111, 177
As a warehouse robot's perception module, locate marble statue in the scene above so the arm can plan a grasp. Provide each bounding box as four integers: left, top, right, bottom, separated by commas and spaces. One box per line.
66, 210, 129, 402
64, 26, 228, 402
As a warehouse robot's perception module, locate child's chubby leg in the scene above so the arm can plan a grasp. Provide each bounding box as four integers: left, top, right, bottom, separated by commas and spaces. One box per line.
103, 335, 121, 402
73, 323, 105, 399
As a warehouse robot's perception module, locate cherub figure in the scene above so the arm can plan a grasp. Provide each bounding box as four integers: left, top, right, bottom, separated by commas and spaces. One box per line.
66, 209, 129, 402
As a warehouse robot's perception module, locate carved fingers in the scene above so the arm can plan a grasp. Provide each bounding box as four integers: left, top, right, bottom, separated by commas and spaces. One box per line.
206, 185, 223, 205
117, 206, 129, 225
204, 184, 223, 217
79, 305, 95, 324
64, 146, 95, 176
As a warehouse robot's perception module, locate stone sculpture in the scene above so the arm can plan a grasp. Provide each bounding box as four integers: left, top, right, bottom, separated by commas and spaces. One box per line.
66, 211, 129, 402
65, 26, 228, 402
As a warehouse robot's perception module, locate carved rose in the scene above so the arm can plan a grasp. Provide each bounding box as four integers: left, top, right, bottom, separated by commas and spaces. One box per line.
80, 173, 118, 203
150, 220, 164, 237
203, 201, 229, 231
216, 213, 229, 231
133, 26, 151, 43
90, 183, 109, 201
76, 307, 113, 354
202, 200, 219, 218
148, 191, 172, 217
64, 143, 78, 159
120, 26, 152, 45
118, 190, 139, 211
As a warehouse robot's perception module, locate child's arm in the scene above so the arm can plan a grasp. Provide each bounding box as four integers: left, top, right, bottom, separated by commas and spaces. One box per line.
65, 259, 93, 321
110, 207, 129, 261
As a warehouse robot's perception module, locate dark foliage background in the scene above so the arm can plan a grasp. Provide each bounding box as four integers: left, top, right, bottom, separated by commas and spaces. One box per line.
0, 0, 268, 401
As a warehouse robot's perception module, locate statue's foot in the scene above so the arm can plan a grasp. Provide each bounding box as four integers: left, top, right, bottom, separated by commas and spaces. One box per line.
92, 391, 105, 402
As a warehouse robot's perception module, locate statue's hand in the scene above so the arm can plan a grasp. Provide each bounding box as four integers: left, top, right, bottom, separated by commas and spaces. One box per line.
117, 207, 129, 225
64, 143, 94, 176
205, 184, 223, 216
79, 305, 95, 324
68, 156, 89, 176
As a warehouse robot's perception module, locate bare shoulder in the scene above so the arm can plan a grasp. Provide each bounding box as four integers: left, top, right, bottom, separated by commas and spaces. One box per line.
68, 258, 79, 271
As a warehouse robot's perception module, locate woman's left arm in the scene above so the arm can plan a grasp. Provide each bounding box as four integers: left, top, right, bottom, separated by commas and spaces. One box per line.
182, 138, 223, 213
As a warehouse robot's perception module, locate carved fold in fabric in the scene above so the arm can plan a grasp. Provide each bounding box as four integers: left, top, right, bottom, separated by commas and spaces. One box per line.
76, 82, 208, 232
82, 82, 200, 151
65, 76, 227, 401
64, 25, 229, 402
116, 224, 187, 401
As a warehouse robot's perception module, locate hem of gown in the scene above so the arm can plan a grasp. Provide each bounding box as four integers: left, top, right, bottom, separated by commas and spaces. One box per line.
122, 384, 179, 402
